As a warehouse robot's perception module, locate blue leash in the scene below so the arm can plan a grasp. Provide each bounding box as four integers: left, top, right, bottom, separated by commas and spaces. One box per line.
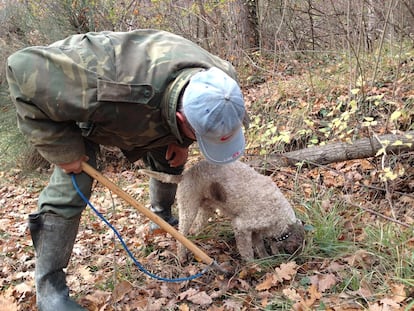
71, 174, 207, 283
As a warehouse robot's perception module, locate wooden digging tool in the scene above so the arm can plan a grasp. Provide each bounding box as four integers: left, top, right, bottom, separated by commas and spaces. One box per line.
81, 162, 228, 274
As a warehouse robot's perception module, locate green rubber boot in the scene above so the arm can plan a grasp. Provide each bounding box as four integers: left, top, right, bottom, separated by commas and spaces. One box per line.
29, 213, 86, 311
149, 178, 178, 230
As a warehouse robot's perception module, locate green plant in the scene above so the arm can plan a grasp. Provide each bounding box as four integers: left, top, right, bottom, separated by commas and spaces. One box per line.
303, 200, 355, 257
0, 87, 27, 171
363, 224, 414, 282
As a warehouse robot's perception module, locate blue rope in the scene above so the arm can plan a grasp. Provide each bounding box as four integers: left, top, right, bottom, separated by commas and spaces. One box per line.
71, 174, 206, 283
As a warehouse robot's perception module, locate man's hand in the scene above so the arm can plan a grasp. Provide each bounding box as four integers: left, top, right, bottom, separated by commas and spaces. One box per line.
166, 143, 189, 167
58, 155, 89, 174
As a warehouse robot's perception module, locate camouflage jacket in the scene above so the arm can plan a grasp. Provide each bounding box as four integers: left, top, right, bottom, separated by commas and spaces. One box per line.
6, 29, 237, 164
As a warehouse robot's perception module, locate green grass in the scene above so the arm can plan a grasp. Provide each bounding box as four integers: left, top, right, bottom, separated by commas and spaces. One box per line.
0, 85, 29, 171
364, 224, 414, 282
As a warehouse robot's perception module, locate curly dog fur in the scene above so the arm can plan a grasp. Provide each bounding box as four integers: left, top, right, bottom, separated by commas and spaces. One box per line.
140, 160, 304, 261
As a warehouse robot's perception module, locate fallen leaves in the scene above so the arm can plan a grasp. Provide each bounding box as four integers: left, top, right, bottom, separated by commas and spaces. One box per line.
179, 288, 212, 305
1, 154, 413, 310
390, 283, 407, 304
343, 249, 377, 268
0, 294, 18, 311
275, 261, 298, 282
309, 273, 338, 293
283, 285, 323, 310
256, 261, 298, 291
112, 280, 134, 303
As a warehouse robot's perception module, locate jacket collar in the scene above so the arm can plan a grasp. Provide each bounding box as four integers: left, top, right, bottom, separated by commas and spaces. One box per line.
161, 68, 204, 143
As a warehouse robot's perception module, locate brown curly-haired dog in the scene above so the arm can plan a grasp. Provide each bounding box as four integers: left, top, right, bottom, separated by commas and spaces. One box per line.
140, 160, 304, 261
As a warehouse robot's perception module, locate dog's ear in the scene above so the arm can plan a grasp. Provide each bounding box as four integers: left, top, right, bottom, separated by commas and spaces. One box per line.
209, 182, 227, 202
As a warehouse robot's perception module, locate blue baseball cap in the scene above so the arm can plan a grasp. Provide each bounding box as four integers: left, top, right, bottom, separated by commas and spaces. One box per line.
183, 67, 246, 164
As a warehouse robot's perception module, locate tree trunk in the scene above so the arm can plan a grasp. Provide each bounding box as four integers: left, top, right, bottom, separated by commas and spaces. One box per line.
306, 0, 316, 50
243, 0, 260, 49
248, 131, 414, 171
366, 0, 377, 51
226, 0, 260, 51
196, 0, 210, 51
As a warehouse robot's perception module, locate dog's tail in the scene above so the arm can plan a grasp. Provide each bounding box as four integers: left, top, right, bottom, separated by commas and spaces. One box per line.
138, 169, 182, 184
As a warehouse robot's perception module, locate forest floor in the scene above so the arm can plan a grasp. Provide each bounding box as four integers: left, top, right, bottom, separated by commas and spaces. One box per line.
1, 53, 413, 310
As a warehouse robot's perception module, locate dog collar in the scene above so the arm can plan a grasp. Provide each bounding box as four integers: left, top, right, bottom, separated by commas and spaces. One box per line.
274, 232, 291, 242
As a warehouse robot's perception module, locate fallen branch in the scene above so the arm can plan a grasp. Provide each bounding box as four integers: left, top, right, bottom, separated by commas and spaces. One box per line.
249, 131, 414, 171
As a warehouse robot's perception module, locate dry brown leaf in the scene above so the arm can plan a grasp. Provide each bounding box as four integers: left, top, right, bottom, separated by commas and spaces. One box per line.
223, 299, 243, 311
292, 301, 304, 311
128, 296, 149, 310
178, 288, 198, 300
360, 159, 374, 170
321, 199, 331, 212
255, 273, 274, 291
282, 288, 302, 302
274, 261, 298, 283
323, 171, 344, 187
379, 297, 402, 309
178, 304, 190, 311
304, 284, 322, 307
327, 261, 346, 273
14, 282, 33, 295
185, 291, 212, 306
0, 295, 18, 311
356, 286, 373, 299
147, 297, 167, 311
344, 249, 375, 267
112, 280, 133, 302
317, 273, 337, 292
160, 283, 175, 298
260, 295, 269, 308
367, 302, 383, 311
390, 283, 406, 303
79, 297, 99, 311
78, 266, 94, 282
237, 278, 250, 290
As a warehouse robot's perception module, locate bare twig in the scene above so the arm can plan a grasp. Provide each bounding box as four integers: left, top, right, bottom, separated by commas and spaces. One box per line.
371, 0, 395, 86
343, 197, 410, 228
110, 190, 119, 310
371, 130, 396, 219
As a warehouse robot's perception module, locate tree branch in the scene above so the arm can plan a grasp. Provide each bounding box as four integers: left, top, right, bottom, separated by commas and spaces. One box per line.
249, 131, 414, 171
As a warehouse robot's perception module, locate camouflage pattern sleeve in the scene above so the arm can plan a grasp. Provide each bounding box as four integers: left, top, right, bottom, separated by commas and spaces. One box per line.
6, 32, 118, 164
6, 48, 89, 164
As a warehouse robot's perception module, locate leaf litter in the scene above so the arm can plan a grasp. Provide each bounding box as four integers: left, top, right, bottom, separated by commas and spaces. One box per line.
1, 76, 413, 310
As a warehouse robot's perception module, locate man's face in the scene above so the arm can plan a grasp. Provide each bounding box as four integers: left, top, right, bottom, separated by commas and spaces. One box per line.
176, 111, 196, 141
